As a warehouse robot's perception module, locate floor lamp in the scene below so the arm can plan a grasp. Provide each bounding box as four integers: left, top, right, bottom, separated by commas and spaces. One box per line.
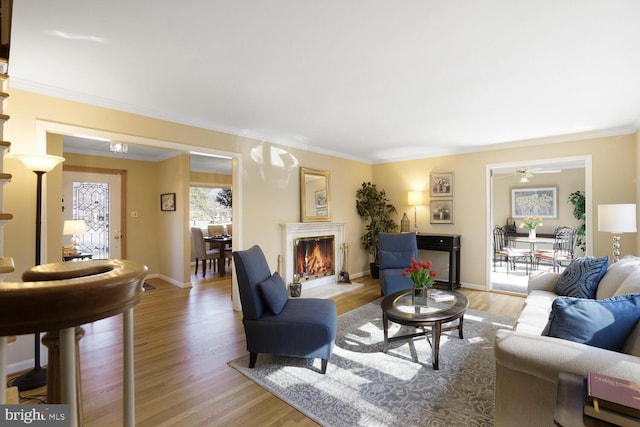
9, 153, 65, 391
598, 204, 637, 263
408, 191, 424, 232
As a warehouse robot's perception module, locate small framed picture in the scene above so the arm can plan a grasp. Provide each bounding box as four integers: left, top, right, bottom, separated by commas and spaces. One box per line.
430, 173, 454, 197
430, 199, 454, 224
160, 193, 176, 211
315, 189, 327, 208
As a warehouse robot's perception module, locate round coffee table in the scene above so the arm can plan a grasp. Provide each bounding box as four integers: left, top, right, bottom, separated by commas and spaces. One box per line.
381, 288, 469, 370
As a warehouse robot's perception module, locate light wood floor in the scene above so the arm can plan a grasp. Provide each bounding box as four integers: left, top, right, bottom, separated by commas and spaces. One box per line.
14, 270, 524, 426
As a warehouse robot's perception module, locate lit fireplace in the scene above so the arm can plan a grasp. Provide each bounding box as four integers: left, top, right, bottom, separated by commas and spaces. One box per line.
281, 222, 346, 290
294, 236, 335, 282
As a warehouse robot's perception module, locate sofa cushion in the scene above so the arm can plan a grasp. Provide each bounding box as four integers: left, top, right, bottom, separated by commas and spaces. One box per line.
596, 255, 640, 299
259, 272, 288, 315
513, 290, 557, 335
542, 294, 640, 351
614, 270, 640, 296
553, 256, 609, 299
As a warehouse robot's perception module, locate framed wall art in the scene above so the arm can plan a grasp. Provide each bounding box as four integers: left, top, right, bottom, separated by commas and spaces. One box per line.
430, 172, 454, 197
315, 189, 327, 209
511, 186, 557, 218
160, 193, 176, 211
430, 199, 454, 224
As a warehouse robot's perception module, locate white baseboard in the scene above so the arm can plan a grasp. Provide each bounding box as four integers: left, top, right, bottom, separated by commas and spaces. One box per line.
145, 272, 192, 288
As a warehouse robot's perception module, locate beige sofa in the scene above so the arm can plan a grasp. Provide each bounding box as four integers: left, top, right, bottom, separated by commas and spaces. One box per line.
494, 256, 640, 426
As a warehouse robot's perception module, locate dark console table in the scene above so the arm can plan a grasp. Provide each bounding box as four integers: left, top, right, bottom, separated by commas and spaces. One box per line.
416, 233, 461, 290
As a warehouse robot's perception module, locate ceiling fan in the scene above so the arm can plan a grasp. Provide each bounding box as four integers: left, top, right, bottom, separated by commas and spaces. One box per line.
515, 167, 562, 183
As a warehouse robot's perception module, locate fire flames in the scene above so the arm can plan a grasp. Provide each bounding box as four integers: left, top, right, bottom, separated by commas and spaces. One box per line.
295, 237, 334, 281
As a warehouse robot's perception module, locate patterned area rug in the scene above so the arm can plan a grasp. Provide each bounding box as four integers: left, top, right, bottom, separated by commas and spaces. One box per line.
228, 301, 515, 426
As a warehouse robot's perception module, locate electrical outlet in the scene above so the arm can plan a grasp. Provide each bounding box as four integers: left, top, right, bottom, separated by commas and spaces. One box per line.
131, 211, 138, 218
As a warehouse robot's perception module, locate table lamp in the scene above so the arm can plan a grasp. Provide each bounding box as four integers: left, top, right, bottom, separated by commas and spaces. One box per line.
63, 219, 87, 252
598, 204, 637, 263
408, 191, 424, 232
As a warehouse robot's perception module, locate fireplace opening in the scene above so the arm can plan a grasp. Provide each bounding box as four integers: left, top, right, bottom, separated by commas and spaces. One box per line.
294, 235, 335, 282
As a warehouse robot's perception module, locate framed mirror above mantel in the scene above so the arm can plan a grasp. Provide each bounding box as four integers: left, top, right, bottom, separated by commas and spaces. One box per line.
300, 167, 331, 222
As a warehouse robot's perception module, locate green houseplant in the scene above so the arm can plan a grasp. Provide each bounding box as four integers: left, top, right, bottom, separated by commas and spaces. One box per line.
567, 190, 586, 252
216, 188, 232, 208
355, 182, 398, 278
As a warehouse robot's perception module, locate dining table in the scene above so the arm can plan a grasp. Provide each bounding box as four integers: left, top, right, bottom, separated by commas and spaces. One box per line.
508, 236, 557, 253
204, 235, 232, 277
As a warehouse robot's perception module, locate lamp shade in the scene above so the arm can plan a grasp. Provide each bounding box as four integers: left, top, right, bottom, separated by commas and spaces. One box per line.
12, 153, 65, 172
408, 191, 424, 206
598, 204, 637, 233
63, 219, 87, 235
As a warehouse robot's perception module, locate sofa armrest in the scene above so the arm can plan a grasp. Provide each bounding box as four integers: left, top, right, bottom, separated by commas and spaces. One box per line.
494, 330, 640, 427
527, 270, 561, 293
495, 330, 640, 384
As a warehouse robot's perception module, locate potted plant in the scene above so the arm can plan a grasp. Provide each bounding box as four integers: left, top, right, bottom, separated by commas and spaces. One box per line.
355, 182, 398, 278
567, 190, 586, 252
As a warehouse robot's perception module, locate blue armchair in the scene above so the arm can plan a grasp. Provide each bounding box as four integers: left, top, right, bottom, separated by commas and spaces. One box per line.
378, 232, 418, 296
232, 245, 337, 373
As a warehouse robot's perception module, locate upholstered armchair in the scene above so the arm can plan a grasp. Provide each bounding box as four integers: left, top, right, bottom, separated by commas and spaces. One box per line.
378, 232, 418, 296
232, 245, 337, 373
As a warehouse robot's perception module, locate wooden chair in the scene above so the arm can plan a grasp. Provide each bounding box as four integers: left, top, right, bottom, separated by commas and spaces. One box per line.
533, 226, 576, 272
191, 227, 220, 277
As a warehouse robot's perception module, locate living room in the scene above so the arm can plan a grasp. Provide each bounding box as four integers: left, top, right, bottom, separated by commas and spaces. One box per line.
2, 2, 640, 425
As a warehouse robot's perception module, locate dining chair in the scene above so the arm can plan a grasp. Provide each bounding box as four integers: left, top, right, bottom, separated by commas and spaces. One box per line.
493, 226, 509, 272
493, 226, 531, 274
191, 227, 220, 277
533, 226, 576, 272
207, 224, 225, 237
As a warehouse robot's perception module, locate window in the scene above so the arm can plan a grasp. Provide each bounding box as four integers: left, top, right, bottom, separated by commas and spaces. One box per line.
190, 186, 232, 228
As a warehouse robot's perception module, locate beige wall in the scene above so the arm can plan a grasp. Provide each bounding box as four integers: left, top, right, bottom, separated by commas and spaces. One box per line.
4, 88, 372, 285
372, 134, 637, 287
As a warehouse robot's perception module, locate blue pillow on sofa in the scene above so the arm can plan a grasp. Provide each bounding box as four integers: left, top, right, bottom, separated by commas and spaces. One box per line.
553, 256, 609, 298
542, 294, 640, 351
259, 272, 289, 315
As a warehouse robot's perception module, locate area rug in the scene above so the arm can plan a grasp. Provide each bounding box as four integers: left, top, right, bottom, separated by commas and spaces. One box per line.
228, 301, 515, 426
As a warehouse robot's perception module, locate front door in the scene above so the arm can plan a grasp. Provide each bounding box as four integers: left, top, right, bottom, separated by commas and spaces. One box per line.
63, 170, 122, 259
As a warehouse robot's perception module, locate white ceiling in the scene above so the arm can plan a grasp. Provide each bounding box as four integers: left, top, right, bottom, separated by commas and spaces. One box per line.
8, 1, 640, 164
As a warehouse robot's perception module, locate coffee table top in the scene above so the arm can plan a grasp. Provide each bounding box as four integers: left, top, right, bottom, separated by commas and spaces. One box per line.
381, 288, 469, 325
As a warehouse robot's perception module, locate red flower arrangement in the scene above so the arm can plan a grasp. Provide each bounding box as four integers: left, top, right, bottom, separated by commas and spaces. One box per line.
401, 257, 437, 288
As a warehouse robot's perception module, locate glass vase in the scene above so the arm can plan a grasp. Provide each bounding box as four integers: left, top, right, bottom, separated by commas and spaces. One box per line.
412, 286, 429, 307
529, 229, 536, 239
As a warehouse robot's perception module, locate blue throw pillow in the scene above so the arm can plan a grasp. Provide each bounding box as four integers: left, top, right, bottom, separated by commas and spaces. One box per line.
259, 272, 288, 315
542, 294, 640, 351
553, 256, 609, 298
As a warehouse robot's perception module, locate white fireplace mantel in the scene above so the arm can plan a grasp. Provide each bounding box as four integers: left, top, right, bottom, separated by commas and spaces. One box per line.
281, 222, 346, 289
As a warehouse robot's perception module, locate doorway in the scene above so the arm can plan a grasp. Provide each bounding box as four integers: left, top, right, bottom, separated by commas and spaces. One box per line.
63, 169, 124, 259
487, 156, 592, 294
